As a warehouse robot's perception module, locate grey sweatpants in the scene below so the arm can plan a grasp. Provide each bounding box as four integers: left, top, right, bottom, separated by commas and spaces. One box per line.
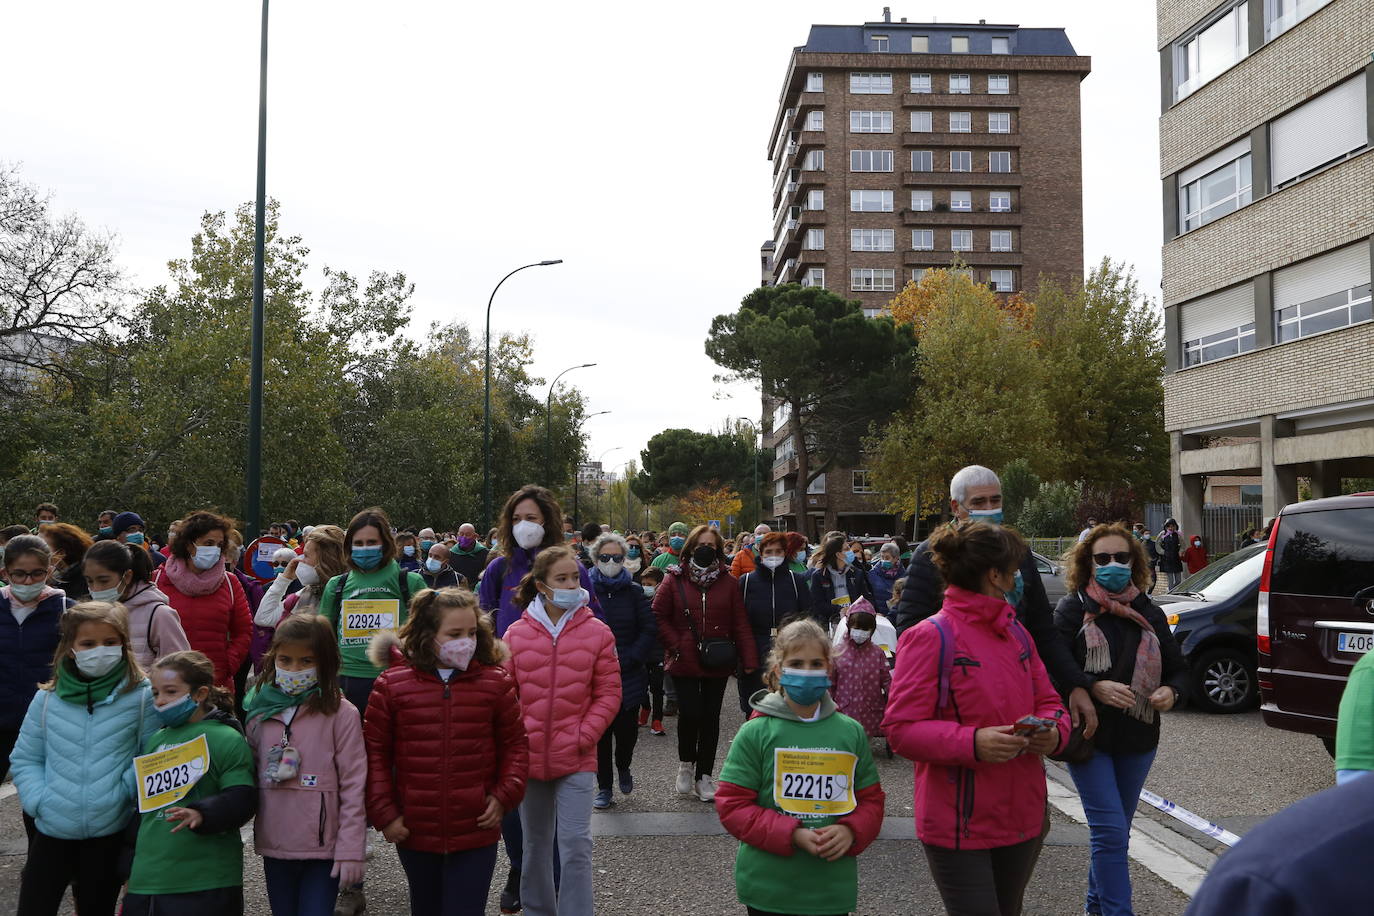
519, 771, 595, 916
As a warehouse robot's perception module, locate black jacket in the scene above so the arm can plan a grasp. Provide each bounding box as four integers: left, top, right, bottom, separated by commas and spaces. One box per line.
1054, 590, 1189, 755
806, 563, 872, 627
1158, 530, 1183, 573
738, 565, 813, 639
421, 566, 464, 591
447, 546, 489, 587
891, 534, 1081, 693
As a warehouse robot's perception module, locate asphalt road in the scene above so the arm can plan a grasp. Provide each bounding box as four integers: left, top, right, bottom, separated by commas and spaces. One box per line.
0, 690, 1332, 915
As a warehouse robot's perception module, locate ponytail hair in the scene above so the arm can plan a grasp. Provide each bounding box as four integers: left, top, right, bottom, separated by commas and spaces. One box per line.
153, 650, 235, 716
514, 545, 579, 610
85, 538, 154, 585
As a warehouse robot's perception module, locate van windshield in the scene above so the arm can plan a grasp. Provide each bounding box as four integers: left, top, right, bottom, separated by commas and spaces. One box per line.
1173, 543, 1266, 599
1270, 507, 1374, 598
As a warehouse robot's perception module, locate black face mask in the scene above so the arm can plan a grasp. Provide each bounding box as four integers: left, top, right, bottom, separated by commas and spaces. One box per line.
692, 545, 718, 567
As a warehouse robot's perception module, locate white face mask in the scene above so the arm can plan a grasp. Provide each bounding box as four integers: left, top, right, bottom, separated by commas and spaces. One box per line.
850, 629, 873, 645
512, 520, 544, 550
74, 645, 124, 677
295, 562, 318, 587
760, 556, 785, 570
596, 559, 624, 578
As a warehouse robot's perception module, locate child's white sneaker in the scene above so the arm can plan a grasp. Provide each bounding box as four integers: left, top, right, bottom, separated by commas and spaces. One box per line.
694, 774, 716, 802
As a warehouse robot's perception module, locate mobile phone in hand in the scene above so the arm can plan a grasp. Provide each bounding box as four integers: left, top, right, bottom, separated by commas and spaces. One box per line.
1012, 714, 1052, 737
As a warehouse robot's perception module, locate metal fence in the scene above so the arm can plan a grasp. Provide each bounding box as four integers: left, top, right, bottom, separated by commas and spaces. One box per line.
1028, 537, 1078, 563
1144, 502, 1264, 555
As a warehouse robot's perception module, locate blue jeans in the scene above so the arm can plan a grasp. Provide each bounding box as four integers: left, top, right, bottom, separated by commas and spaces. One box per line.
1068, 748, 1158, 916
397, 843, 498, 916
262, 857, 338, 916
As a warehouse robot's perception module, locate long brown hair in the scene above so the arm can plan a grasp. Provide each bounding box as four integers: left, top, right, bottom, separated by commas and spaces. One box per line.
41, 601, 145, 693
514, 546, 580, 609
252, 615, 342, 716
398, 587, 505, 670
171, 511, 235, 562
303, 525, 348, 586
41, 523, 93, 571
809, 531, 848, 570
496, 485, 564, 558
679, 524, 723, 568
1063, 523, 1151, 594
152, 650, 235, 716
345, 508, 397, 570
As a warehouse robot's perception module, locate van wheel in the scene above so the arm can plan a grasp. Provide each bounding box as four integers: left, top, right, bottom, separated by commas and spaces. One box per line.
1322, 736, 1337, 758
1191, 648, 1257, 713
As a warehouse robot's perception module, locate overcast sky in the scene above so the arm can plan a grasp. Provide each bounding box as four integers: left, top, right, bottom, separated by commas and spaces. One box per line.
3, 1, 1160, 478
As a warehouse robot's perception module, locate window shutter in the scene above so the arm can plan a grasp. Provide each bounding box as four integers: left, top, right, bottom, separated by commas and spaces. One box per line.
1273, 243, 1371, 310
1178, 136, 1251, 187
1179, 282, 1255, 341
1270, 73, 1367, 186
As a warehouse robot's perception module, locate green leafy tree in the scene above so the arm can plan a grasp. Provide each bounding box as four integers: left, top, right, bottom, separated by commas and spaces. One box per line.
632, 428, 762, 505
1018, 481, 1083, 538
1000, 458, 1040, 529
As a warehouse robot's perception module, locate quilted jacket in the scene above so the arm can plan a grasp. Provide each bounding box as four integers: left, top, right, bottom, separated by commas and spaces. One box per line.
0, 589, 73, 730
363, 632, 528, 853
121, 582, 191, 669
589, 568, 657, 712
10, 677, 158, 839
503, 601, 621, 781
651, 567, 759, 678
153, 566, 252, 692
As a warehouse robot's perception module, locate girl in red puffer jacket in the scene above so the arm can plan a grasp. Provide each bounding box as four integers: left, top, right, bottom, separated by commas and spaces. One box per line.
364, 588, 529, 916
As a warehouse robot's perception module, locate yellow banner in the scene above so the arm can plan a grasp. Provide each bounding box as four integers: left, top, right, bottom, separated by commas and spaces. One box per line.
773, 748, 858, 817
135, 733, 211, 813
341, 599, 399, 643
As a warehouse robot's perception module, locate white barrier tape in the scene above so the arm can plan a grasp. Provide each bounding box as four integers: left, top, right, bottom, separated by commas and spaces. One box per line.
1139, 788, 1241, 847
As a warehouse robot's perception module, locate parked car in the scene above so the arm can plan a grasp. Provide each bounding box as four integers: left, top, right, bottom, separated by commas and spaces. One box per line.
1031, 551, 1067, 608
1258, 493, 1374, 754
1156, 543, 1266, 713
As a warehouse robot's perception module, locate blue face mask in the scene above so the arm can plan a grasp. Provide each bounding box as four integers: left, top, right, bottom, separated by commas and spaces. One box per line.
844, 550, 855, 564
669, 536, 685, 552
98, 526, 113, 536
779, 668, 831, 707
352, 545, 383, 570
1094, 563, 1133, 594
420, 540, 435, 554
968, 508, 1004, 526
881, 559, 894, 570
125, 532, 145, 545
549, 586, 588, 610
1004, 569, 1024, 607
402, 546, 415, 557
627, 546, 641, 559
153, 693, 198, 728
425, 557, 442, 573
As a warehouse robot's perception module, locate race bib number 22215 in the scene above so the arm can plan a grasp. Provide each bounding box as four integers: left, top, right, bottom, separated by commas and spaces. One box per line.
773, 747, 858, 817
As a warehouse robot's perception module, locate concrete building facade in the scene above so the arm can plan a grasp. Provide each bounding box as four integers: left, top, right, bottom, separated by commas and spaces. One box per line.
1158, 0, 1374, 532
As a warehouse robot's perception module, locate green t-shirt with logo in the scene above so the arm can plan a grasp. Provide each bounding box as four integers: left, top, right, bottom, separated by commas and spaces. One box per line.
127, 718, 256, 895
718, 704, 880, 915
318, 561, 424, 678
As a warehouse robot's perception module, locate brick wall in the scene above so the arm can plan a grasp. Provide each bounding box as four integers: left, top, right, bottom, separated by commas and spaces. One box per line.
1017, 70, 1086, 288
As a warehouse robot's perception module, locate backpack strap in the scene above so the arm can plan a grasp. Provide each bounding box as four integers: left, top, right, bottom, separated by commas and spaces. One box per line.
397, 568, 411, 606
929, 612, 957, 714
1009, 619, 1033, 664
334, 571, 350, 606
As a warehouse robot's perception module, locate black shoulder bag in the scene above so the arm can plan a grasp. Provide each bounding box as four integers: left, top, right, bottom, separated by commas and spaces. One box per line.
677, 574, 737, 670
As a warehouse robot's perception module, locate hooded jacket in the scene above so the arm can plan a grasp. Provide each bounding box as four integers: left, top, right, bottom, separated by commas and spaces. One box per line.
883, 585, 1069, 850
590, 567, 657, 712
806, 563, 873, 628
477, 546, 602, 637
503, 601, 621, 781
0, 587, 73, 730
832, 628, 891, 738
652, 567, 759, 678
153, 563, 252, 692
362, 631, 528, 853
738, 564, 813, 641
121, 581, 191, 669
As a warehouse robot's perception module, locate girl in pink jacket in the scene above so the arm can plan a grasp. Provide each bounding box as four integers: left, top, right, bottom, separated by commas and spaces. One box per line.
245, 614, 367, 916
883, 521, 1069, 916
504, 546, 620, 916
831, 600, 891, 739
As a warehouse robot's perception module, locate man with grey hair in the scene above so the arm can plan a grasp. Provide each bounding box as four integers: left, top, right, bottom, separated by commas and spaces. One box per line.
890, 464, 1096, 735
731, 523, 772, 577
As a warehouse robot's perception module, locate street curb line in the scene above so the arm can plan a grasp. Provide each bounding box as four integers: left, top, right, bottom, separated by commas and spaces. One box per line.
0, 784, 14, 802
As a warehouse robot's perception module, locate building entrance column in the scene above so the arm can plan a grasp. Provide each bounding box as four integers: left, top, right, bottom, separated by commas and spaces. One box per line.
1261, 415, 1299, 518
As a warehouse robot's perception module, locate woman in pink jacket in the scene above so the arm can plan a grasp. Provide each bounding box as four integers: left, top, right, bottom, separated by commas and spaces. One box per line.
883, 521, 1069, 916
504, 546, 620, 916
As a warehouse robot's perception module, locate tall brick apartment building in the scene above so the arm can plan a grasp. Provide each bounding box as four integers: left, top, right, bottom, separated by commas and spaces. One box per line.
760, 14, 1090, 537
1158, 0, 1374, 531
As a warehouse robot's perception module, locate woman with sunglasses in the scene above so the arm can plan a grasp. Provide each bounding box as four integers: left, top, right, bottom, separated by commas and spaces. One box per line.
1055, 524, 1188, 916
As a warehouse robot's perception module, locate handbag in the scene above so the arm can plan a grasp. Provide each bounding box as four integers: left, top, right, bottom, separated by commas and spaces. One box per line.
677, 575, 737, 670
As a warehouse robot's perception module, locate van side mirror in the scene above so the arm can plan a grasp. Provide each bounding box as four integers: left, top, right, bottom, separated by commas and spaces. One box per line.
1353, 586, 1374, 614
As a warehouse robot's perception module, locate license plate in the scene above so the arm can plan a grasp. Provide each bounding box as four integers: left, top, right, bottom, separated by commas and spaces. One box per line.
1337, 632, 1374, 654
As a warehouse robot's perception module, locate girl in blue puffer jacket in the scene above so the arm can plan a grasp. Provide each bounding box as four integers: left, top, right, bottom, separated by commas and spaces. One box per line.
11, 600, 158, 916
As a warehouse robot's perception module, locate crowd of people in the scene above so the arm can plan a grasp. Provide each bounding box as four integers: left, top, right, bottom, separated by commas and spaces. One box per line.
0, 475, 1331, 916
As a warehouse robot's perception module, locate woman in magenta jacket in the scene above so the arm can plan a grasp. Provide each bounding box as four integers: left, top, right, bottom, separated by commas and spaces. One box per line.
883, 520, 1069, 916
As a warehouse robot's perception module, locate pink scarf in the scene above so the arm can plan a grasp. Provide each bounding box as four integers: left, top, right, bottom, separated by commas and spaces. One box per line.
1082, 580, 1162, 723
160, 556, 228, 597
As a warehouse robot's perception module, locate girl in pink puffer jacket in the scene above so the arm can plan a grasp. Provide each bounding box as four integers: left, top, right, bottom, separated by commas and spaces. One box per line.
503, 546, 620, 916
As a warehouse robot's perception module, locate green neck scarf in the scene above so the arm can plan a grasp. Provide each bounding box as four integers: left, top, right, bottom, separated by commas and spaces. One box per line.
54, 658, 129, 708
244, 681, 320, 724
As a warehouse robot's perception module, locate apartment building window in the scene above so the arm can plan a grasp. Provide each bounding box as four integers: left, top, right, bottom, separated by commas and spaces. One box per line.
805, 72, 824, 92
803, 149, 825, 170
912, 268, 927, 284
1266, 0, 1334, 39
950, 74, 971, 94
773, 401, 791, 429
989, 112, 1011, 133
911, 190, 933, 211
911, 35, 929, 52
911, 150, 934, 171
775, 478, 787, 497
950, 190, 972, 211
951, 230, 973, 251
1174, 0, 1249, 101
1274, 243, 1373, 343
806, 189, 825, 210
851, 268, 896, 291
989, 74, 1010, 94
850, 149, 894, 172
808, 473, 827, 494
910, 110, 933, 132
850, 110, 893, 133
949, 111, 972, 133
911, 73, 932, 93
805, 110, 824, 131
872, 35, 890, 52
850, 190, 894, 212
951, 151, 972, 172
1179, 138, 1253, 232
990, 269, 1015, 292
951, 36, 969, 53
852, 469, 874, 493
852, 228, 895, 251
991, 36, 1010, 54
1270, 72, 1368, 189
850, 72, 893, 93
990, 230, 1012, 251
804, 228, 825, 250
802, 267, 826, 288
912, 229, 934, 250
990, 151, 1012, 172
990, 191, 1012, 211
1179, 282, 1258, 366
777, 435, 796, 461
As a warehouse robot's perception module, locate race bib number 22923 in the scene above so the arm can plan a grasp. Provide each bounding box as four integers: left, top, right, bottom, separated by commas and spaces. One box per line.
134, 734, 211, 813
773, 748, 858, 817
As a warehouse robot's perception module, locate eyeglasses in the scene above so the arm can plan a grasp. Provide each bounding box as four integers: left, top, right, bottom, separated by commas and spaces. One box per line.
1092, 552, 1132, 566
595, 554, 623, 564
6, 568, 48, 583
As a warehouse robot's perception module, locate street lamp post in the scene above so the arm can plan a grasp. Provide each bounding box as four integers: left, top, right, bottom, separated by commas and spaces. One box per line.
483, 259, 563, 532
545, 362, 595, 485
245, 0, 270, 538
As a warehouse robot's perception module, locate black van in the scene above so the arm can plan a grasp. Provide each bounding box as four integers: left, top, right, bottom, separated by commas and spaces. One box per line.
1257, 493, 1374, 752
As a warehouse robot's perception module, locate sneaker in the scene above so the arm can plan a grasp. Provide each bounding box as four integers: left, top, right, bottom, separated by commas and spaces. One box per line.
499, 868, 521, 914
637, 707, 650, 727
619, 768, 634, 795
664, 698, 679, 717
594, 788, 615, 809
334, 887, 366, 916
650, 719, 665, 736
693, 774, 716, 802
675, 762, 695, 795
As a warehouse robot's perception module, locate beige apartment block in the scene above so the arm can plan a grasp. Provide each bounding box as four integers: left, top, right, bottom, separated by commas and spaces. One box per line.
1158, 0, 1374, 532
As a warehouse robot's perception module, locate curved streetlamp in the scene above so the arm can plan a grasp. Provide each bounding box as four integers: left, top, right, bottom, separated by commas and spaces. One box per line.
546, 362, 596, 485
